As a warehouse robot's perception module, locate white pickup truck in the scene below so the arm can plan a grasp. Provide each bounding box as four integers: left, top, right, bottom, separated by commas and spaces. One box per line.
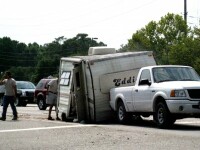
110, 65, 200, 128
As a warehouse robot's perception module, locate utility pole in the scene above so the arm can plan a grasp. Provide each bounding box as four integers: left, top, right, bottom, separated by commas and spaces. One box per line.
184, 0, 187, 24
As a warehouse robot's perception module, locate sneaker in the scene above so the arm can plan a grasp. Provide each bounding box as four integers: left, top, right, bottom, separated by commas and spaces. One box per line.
0, 117, 6, 121
48, 116, 54, 120
12, 116, 18, 120
56, 117, 61, 121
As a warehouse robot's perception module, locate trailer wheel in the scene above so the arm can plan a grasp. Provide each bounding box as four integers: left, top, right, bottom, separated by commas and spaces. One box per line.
61, 113, 67, 121
117, 101, 131, 124
153, 102, 175, 128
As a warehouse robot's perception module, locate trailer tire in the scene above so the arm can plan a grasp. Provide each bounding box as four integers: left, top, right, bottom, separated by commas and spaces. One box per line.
61, 113, 67, 121
117, 101, 131, 124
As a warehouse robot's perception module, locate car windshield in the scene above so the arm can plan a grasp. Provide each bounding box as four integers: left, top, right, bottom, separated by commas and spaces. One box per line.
152, 67, 200, 83
17, 82, 36, 89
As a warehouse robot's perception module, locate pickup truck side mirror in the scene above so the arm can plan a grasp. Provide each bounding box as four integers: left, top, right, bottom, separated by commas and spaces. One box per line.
139, 79, 151, 86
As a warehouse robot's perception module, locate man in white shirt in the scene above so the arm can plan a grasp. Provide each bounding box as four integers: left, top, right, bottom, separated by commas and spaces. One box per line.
0, 71, 18, 121
46, 78, 60, 120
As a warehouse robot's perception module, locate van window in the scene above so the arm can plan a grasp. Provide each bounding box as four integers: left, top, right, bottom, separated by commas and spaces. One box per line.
60, 71, 71, 86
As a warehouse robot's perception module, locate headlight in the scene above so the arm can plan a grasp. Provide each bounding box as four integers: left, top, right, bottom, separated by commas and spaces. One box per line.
170, 90, 186, 97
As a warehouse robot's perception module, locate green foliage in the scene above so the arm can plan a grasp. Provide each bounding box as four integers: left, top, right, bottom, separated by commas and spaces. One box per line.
2, 14, 200, 82
126, 13, 200, 74
0, 34, 106, 84
9, 66, 34, 81
118, 44, 129, 52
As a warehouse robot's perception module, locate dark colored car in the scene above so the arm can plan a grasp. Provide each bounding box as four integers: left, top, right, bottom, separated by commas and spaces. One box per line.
34, 79, 53, 110
0, 81, 35, 106
16, 81, 36, 106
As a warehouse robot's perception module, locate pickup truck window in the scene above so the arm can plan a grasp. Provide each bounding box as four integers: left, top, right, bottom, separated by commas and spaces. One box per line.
153, 67, 200, 83
139, 69, 151, 85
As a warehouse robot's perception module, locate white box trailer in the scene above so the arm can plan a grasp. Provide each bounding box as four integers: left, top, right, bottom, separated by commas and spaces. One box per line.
57, 47, 156, 123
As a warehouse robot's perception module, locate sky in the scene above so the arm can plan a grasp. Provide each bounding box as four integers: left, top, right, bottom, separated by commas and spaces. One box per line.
0, 0, 200, 49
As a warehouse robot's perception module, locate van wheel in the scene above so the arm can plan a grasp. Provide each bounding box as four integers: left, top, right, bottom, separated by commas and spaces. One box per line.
154, 102, 175, 128
117, 101, 131, 124
38, 98, 47, 110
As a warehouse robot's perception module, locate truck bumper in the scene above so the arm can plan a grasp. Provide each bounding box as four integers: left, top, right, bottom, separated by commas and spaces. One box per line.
166, 99, 200, 114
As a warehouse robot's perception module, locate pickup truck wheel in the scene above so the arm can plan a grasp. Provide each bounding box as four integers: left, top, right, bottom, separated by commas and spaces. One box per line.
38, 98, 47, 110
117, 101, 130, 124
154, 102, 175, 128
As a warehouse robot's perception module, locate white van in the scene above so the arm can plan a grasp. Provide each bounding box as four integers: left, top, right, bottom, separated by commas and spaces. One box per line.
57, 47, 156, 123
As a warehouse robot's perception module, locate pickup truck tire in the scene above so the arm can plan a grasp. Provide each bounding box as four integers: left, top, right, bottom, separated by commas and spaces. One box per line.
154, 102, 175, 128
117, 101, 131, 124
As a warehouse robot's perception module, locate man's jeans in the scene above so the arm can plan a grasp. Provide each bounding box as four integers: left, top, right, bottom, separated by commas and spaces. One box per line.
2, 96, 18, 119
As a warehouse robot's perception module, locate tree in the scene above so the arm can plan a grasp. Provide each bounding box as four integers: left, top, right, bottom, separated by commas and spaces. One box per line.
1, 34, 107, 83
33, 34, 107, 82
126, 13, 200, 74
127, 13, 189, 65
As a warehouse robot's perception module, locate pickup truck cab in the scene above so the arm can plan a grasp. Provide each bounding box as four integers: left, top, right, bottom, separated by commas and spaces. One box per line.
110, 65, 200, 128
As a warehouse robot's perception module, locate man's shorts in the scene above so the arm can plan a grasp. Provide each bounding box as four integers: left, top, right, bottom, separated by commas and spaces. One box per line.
46, 92, 57, 105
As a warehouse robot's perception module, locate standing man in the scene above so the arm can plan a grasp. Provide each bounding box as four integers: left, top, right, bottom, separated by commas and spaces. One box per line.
46, 78, 60, 120
0, 71, 18, 121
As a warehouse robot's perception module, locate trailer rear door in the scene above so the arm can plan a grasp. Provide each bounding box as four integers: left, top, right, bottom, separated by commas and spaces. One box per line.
73, 64, 86, 122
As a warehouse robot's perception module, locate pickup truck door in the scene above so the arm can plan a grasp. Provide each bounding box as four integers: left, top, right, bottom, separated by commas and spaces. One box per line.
133, 69, 153, 112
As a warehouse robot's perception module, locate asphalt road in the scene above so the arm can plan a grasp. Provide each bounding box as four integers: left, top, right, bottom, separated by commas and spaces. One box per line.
1, 104, 200, 150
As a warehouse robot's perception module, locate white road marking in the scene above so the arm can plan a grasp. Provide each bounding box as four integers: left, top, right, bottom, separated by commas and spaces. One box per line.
0, 124, 96, 133
176, 121, 200, 124
1, 119, 200, 133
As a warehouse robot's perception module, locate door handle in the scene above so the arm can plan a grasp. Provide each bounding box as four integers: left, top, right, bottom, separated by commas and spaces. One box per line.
135, 89, 138, 92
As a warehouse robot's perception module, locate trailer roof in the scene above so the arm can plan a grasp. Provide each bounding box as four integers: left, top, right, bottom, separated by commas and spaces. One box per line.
61, 51, 153, 63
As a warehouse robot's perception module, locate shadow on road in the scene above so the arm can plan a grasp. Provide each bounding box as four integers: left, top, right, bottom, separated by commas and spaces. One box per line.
97, 117, 200, 131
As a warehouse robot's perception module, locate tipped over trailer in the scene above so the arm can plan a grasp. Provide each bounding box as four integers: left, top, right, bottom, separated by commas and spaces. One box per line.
57, 47, 156, 123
